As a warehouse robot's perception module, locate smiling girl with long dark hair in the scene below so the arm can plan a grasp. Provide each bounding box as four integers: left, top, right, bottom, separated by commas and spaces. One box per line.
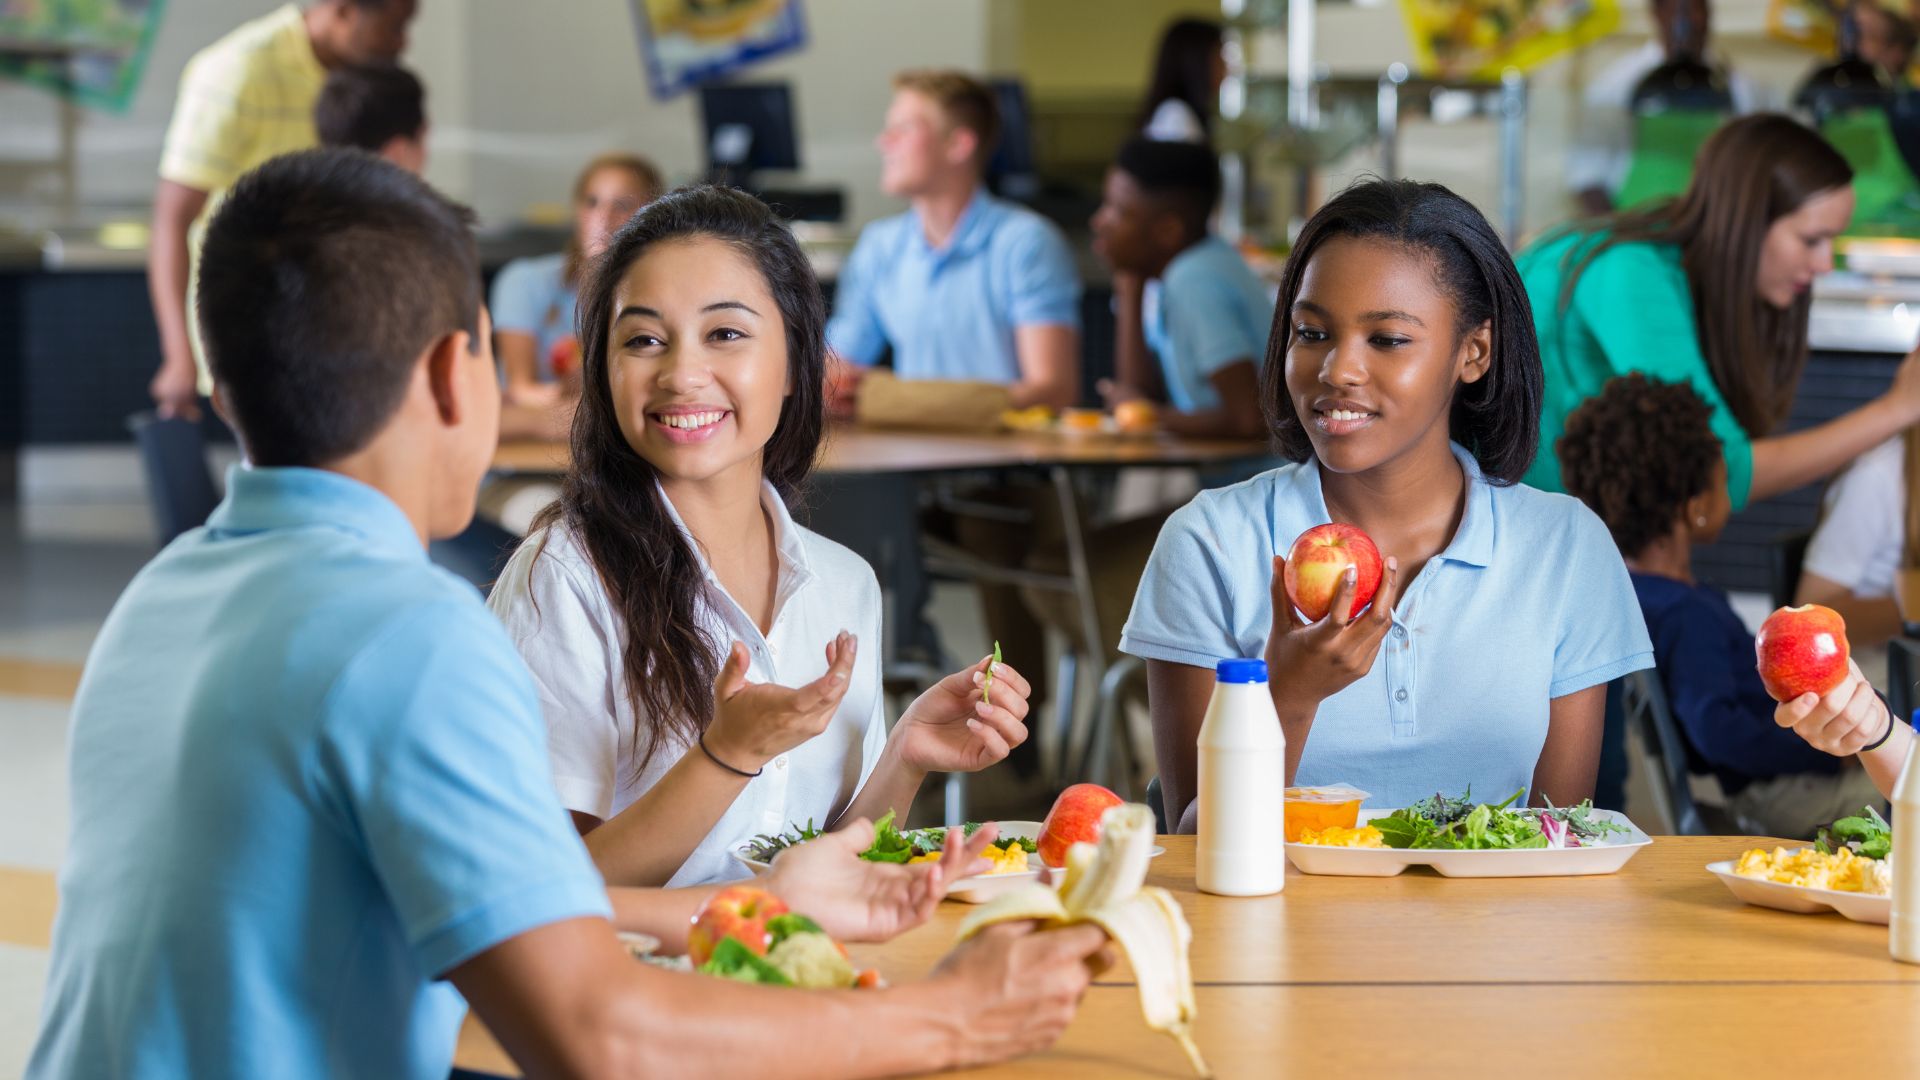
1121, 179, 1654, 834
489, 185, 1031, 887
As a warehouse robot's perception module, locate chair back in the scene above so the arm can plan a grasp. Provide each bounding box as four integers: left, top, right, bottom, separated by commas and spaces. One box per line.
1768, 529, 1814, 612
1620, 669, 1709, 835
126, 412, 220, 547
1889, 638, 1920, 729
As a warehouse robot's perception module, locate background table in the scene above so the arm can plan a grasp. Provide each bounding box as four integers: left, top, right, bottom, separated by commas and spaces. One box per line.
454, 835, 1920, 1077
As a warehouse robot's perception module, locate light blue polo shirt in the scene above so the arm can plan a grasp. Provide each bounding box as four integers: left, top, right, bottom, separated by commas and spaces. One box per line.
28, 467, 610, 1080
490, 251, 576, 382
1143, 235, 1275, 411
1120, 444, 1652, 809
827, 189, 1081, 382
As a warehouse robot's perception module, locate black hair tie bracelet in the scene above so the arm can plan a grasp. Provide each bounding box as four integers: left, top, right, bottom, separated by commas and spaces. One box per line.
699, 731, 764, 778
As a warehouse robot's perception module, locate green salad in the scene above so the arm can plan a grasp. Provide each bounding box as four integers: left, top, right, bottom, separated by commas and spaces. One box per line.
743, 810, 1036, 864
1817, 806, 1892, 861
1369, 789, 1629, 851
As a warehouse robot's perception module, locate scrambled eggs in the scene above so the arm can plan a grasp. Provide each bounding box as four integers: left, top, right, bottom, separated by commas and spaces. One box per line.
1734, 846, 1892, 895
909, 844, 1031, 875
1297, 824, 1386, 848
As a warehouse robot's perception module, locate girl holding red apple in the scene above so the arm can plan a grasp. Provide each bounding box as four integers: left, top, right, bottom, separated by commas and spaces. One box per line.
1121, 179, 1654, 833
489, 187, 1037, 888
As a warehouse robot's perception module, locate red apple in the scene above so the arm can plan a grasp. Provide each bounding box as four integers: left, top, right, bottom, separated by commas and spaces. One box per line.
688, 884, 789, 967
1283, 523, 1383, 622
1037, 783, 1126, 868
1755, 604, 1851, 702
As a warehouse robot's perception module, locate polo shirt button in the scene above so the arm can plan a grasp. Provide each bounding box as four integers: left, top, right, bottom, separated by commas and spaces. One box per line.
1394, 688, 1408, 702
775, 756, 788, 769
1393, 625, 1407, 640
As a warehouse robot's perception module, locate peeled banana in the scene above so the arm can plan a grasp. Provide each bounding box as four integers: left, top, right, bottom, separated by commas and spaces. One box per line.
957, 804, 1209, 1078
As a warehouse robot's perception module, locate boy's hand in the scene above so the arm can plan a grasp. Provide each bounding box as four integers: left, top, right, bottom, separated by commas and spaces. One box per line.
1774, 658, 1891, 756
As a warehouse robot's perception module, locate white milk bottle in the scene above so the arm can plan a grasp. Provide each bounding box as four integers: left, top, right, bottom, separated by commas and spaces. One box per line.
1890, 723, 1920, 964
1196, 658, 1287, 896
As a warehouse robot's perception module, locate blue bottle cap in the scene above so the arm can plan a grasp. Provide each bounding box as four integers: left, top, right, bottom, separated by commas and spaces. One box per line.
1215, 658, 1268, 684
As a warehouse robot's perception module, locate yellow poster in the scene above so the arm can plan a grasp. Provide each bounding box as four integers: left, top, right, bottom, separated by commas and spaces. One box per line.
1400, 0, 1622, 79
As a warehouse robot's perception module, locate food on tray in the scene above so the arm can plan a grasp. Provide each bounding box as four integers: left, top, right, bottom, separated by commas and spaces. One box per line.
1114, 400, 1158, 434
1755, 603, 1851, 702
1283, 785, 1370, 841
1818, 805, 1892, 860
1038, 783, 1127, 868
1368, 789, 1629, 851
1298, 824, 1384, 848
743, 811, 1036, 870
690, 889, 882, 989
909, 841, 1030, 875
1283, 523, 1384, 622
1733, 846, 1891, 895
1000, 405, 1056, 432
959, 804, 1210, 1078
1059, 407, 1107, 432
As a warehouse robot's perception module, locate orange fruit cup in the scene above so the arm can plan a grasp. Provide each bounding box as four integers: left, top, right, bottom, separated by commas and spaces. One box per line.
1284, 786, 1371, 843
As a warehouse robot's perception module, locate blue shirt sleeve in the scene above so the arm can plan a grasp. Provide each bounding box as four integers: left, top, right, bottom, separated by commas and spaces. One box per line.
1120, 494, 1248, 669
489, 257, 556, 337
316, 600, 611, 978
1164, 261, 1262, 384
825, 228, 890, 366
1549, 502, 1655, 697
1004, 218, 1081, 330
1654, 592, 1845, 779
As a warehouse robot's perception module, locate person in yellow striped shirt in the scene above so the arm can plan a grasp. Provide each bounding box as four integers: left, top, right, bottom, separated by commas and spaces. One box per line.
147, 0, 417, 421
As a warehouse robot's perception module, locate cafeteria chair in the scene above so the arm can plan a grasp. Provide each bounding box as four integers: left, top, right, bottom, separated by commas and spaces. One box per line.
1768, 529, 1814, 612
1620, 669, 1737, 835
126, 410, 221, 548
1888, 636, 1920, 727
1077, 654, 1148, 799
1145, 775, 1169, 835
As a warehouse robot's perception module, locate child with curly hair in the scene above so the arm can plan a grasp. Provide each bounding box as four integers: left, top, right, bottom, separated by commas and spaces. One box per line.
1559, 374, 1896, 837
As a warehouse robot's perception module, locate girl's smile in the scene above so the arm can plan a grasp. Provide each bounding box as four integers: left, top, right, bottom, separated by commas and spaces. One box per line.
649, 405, 734, 443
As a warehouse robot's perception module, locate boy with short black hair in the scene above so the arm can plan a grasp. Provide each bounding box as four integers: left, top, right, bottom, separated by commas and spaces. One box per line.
1090, 136, 1270, 438
28, 148, 1108, 1080
315, 62, 428, 172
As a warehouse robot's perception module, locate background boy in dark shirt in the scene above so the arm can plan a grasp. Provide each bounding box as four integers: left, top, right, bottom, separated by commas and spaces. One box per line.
1559, 374, 1887, 837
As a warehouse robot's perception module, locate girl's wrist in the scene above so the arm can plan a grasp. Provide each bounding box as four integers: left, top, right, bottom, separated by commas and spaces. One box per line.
878, 729, 930, 785
700, 726, 771, 775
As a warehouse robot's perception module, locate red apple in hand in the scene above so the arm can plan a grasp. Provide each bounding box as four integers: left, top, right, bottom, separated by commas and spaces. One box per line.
1755, 604, 1851, 702
1037, 783, 1126, 868
1283, 523, 1383, 622
688, 884, 789, 966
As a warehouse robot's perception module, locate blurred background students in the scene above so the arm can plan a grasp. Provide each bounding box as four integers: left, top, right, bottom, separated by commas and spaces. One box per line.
147, 0, 418, 422
1136, 17, 1224, 144
314, 63, 428, 173
1566, 0, 1760, 215
1560, 375, 1885, 838
827, 69, 1081, 409
1091, 136, 1268, 439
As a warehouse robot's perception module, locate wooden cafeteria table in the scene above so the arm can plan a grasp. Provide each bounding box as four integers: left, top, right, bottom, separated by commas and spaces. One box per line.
455, 835, 1920, 1078
491, 426, 1274, 477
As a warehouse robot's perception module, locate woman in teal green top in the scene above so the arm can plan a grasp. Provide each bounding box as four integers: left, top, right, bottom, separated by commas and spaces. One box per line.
1522, 113, 1920, 511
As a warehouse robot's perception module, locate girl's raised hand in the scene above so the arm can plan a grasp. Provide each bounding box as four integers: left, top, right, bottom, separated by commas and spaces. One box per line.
890, 654, 1033, 774
704, 632, 858, 772
1264, 553, 1401, 717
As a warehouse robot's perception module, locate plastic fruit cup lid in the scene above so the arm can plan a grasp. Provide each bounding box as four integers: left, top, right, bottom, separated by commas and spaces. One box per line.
1285, 785, 1371, 803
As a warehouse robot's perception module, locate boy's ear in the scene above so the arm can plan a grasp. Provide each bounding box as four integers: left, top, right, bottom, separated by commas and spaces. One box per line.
946, 124, 980, 170
1457, 319, 1493, 385
423, 329, 470, 426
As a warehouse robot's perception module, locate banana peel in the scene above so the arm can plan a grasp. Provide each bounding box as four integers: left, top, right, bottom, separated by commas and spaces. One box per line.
957, 804, 1209, 1077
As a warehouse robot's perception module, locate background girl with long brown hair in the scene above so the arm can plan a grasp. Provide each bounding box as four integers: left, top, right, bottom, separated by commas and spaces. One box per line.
1519, 113, 1920, 513
489, 185, 1033, 888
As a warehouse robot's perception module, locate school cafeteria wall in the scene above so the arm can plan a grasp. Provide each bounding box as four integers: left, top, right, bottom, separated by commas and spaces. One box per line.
0, 0, 993, 231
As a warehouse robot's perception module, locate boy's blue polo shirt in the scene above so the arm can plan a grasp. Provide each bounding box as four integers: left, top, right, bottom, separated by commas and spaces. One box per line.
827, 189, 1081, 382
28, 466, 610, 1080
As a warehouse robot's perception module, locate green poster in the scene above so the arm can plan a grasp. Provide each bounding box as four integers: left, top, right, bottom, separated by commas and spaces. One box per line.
0, 0, 169, 114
